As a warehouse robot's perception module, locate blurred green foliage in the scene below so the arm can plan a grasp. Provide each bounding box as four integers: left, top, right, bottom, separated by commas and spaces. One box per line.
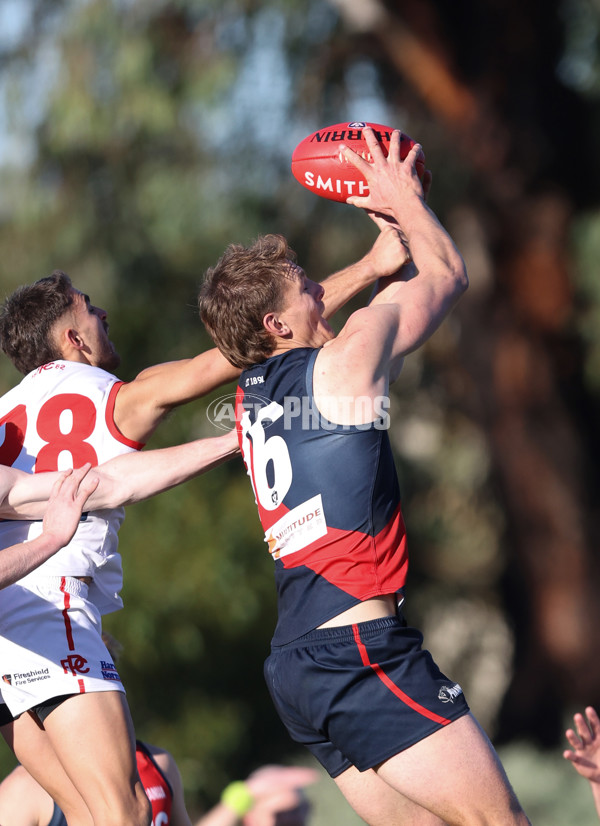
0, 1, 600, 823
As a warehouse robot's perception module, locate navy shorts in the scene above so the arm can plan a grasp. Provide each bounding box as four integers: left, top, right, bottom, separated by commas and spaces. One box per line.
265, 615, 470, 777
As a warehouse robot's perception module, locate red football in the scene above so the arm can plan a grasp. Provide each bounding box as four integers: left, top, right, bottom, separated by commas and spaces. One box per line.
291, 121, 426, 203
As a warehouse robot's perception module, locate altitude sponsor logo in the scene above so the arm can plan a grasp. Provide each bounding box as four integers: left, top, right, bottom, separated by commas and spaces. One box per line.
207, 393, 390, 431
265, 494, 327, 559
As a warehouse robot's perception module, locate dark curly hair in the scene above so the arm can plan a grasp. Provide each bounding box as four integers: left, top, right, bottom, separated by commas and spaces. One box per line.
0, 270, 74, 374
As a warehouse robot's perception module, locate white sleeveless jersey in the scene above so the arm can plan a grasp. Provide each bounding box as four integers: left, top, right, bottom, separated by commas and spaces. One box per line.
0, 360, 143, 614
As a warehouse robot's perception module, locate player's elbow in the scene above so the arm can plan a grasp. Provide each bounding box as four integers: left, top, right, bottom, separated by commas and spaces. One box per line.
86, 475, 134, 510
452, 252, 469, 294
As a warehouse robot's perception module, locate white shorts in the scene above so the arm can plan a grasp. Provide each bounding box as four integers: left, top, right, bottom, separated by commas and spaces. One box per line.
0, 576, 125, 716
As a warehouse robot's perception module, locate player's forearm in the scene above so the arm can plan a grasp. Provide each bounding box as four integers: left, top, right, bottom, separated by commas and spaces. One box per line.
373, 199, 467, 345
86, 432, 240, 509
0, 533, 65, 590
193, 802, 241, 826
591, 779, 600, 819
391, 195, 468, 300
2, 470, 59, 519
321, 258, 381, 319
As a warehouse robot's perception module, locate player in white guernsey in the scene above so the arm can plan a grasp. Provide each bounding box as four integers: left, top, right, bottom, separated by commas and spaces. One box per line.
0, 273, 242, 826
0, 242, 402, 826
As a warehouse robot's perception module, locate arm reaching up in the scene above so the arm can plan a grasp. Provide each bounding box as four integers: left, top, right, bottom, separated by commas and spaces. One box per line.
320, 222, 411, 319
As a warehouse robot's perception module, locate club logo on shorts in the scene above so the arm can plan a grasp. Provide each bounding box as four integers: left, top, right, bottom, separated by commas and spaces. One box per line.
61, 654, 90, 676
438, 683, 463, 703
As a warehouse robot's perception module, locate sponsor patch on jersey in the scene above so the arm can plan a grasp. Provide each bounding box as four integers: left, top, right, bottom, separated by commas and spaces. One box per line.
265, 494, 327, 559
145, 785, 167, 801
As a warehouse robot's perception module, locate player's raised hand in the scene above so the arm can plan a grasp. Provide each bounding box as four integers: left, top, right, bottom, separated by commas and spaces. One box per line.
363, 218, 412, 279
42, 464, 99, 550
563, 706, 600, 783
342, 128, 427, 216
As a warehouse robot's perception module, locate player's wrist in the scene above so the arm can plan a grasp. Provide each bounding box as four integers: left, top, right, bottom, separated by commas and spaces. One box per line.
220, 780, 255, 818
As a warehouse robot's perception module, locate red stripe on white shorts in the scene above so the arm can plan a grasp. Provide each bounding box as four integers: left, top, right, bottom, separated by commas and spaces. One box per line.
352, 623, 451, 726
60, 577, 75, 651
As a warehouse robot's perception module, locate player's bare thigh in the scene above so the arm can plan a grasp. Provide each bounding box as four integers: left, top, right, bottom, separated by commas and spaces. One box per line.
13, 691, 150, 826
0, 714, 93, 826
372, 713, 530, 826
334, 764, 448, 826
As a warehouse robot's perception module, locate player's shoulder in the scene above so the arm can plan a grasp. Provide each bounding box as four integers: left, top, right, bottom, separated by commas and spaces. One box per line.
322, 305, 388, 359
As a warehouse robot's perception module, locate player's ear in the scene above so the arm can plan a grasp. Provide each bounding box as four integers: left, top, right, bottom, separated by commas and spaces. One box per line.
263, 312, 291, 338
65, 326, 85, 351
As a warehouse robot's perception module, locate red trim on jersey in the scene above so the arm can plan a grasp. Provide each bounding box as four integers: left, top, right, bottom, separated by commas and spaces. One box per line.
279, 504, 409, 599
60, 577, 75, 651
77, 679, 85, 693
352, 624, 451, 726
105, 382, 145, 450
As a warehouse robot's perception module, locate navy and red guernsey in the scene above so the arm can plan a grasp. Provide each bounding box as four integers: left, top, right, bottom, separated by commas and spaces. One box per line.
236, 347, 408, 646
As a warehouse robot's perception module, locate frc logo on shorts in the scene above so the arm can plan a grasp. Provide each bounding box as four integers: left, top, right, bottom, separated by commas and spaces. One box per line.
438, 683, 463, 703
61, 654, 89, 676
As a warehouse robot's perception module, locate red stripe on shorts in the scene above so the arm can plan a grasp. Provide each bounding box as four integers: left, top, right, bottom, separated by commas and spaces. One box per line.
352, 623, 451, 726
60, 577, 75, 651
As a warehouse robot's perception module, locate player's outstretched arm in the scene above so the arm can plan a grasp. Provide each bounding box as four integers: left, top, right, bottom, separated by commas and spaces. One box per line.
3, 429, 239, 518
0, 465, 98, 589
563, 706, 600, 818
114, 347, 241, 443
339, 131, 467, 361
85, 429, 240, 510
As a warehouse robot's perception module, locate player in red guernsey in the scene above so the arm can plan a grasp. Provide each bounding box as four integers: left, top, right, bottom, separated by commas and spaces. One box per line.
199, 131, 531, 825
